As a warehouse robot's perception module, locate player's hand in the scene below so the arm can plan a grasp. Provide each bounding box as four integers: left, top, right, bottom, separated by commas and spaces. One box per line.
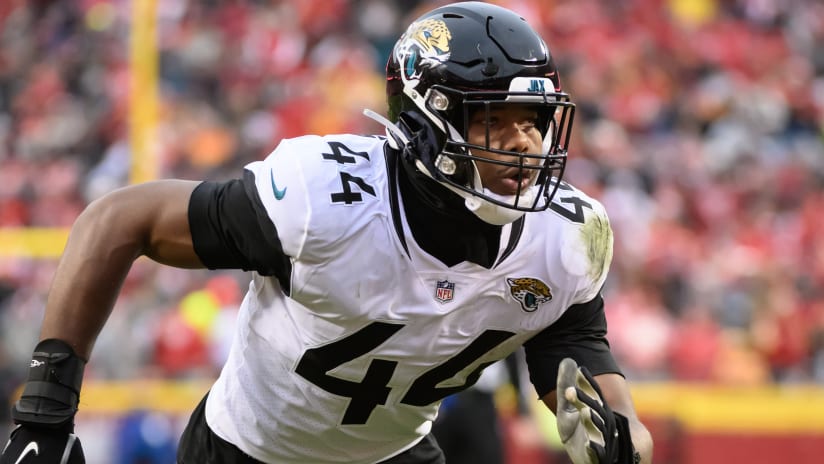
556, 358, 634, 464
3, 339, 87, 464
0, 424, 84, 464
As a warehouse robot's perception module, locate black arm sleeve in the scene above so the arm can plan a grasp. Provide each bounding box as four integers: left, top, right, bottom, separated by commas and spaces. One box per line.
188, 170, 292, 291
522, 293, 622, 398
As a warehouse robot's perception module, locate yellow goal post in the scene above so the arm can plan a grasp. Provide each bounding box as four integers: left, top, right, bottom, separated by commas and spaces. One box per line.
0, 0, 158, 259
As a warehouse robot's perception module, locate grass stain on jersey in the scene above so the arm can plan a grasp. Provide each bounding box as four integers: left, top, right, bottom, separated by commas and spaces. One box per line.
580, 212, 613, 282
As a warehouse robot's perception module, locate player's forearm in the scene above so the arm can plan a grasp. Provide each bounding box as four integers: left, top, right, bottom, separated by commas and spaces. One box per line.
629, 418, 653, 464
605, 394, 653, 463
39, 190, 146, 359
39, 181, 202, 360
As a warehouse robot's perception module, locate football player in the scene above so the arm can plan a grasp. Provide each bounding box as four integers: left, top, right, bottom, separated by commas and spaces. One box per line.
1, 2, 652, 463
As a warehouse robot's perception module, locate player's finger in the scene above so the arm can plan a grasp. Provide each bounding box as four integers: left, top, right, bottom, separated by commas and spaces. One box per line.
574, 386, 608, 418
573, 385, 600, 407
588, 407, 606, 431
588, 441, 609, 463
577, 406, 607, 447
557, 358, 582, 412
564, 386, 589, 411
578, 366, 605, 396
574, 368, 604, 405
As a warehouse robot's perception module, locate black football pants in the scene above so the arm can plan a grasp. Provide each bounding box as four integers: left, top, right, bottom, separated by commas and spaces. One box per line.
177, 393, 445, 464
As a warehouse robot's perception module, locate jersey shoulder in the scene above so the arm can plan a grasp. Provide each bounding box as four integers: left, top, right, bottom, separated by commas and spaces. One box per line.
538, 180, 613, 302
244, 134, 390, 259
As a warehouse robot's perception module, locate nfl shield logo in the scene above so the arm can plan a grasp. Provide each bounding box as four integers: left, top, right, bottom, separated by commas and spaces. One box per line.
435, 280, 455, 303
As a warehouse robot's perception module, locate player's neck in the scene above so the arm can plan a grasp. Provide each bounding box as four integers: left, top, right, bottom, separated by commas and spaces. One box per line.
398, 161, 502, 268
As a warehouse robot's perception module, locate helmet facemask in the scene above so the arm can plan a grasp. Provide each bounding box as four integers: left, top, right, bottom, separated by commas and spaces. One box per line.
415, 83, 575, 224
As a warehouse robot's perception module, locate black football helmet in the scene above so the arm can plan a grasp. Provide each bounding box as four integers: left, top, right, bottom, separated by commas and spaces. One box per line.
382, 1, 575, 225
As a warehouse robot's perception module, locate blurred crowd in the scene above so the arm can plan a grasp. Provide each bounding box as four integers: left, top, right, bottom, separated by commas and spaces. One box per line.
1, 0, 824, 417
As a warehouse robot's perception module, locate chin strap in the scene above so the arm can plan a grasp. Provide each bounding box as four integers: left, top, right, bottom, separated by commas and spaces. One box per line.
363, 108, 408, 150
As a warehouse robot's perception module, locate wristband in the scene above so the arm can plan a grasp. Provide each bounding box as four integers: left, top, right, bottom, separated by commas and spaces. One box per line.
614, 412, 640, 464
11, 339, 86, 429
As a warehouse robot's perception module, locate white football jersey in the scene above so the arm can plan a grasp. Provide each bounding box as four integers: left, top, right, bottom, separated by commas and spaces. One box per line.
204, 133, 613, 464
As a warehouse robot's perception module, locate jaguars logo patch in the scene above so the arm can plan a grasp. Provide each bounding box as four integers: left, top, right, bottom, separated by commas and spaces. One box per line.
395, 18, 452, 80
506, 277, 552, 312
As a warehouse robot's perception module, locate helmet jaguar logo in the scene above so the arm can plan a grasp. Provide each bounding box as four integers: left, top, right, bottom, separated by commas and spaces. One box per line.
506, 277, 552, 312
410, 18, 452, 56
396, 19, 452, 79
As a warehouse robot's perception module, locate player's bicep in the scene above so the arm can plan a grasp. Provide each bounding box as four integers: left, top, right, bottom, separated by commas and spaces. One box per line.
188, 170, 292, 287
137, 180, 204, 268
83, 179, 203, 269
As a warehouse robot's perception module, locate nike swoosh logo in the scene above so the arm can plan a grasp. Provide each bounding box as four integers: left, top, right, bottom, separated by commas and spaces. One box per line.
15, 441, 38, 464
270, 169, 287, 200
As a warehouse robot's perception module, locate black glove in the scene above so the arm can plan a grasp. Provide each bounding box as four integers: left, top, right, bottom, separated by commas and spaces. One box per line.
1, 339, 86, 464
556, 358, 636, 464
1, 425, 84, 464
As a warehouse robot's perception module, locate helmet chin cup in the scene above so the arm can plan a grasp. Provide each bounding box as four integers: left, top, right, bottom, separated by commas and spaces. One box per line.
464, 195, 527, 225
